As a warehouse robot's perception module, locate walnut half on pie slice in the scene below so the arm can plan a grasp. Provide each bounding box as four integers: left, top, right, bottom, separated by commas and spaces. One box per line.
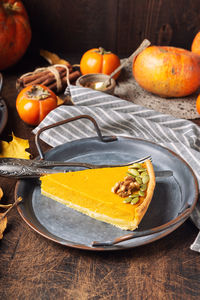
40, 159, 156, 231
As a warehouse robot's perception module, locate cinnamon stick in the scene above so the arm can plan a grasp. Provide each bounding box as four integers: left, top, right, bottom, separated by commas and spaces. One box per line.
20, 66, 68, 85
16, 65, 80, 93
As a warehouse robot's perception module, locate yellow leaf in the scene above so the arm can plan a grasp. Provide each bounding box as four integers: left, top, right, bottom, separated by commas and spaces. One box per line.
0, 214, 7, 239
0, 188, 12, 207
57, 96, 64, 106
0, 133, 31, 159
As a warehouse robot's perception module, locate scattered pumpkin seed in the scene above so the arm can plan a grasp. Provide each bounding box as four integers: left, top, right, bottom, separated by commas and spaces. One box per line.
142, 175, 149, 184
131, 197, 139, 205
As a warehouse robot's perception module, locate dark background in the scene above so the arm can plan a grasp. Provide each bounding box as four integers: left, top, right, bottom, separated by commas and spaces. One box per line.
23, 0, 200, 57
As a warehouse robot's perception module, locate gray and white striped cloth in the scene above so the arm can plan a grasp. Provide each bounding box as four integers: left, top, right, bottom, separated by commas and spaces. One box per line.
33, 84, 200, 252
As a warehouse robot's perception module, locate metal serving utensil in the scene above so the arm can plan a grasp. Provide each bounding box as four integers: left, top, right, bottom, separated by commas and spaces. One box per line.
0, 155, 151, 168
0, 156, 173, 179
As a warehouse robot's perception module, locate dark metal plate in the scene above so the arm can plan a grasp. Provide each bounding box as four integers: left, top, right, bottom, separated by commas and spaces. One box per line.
15, 137, 198, 251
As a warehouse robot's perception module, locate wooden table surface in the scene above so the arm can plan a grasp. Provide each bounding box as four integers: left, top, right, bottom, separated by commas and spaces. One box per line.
1, 53, 200, 300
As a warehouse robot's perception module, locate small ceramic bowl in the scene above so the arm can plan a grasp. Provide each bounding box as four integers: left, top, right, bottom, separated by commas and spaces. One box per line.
76, 73, 116, 95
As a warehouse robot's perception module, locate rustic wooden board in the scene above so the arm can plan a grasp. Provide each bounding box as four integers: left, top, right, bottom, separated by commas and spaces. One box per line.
23, 0, 200, 56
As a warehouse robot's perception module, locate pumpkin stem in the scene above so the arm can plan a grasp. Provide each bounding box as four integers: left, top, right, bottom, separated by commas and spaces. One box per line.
3, 2, 22, 13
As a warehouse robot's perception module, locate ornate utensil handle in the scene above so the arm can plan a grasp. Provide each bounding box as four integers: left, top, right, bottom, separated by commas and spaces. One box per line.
0, 164, 65, 179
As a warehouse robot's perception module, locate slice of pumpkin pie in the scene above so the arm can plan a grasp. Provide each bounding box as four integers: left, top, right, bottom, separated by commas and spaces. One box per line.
40, 159, 155, 231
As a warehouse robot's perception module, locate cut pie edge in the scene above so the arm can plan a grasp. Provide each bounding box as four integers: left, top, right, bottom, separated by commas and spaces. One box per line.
132, 159, 156, 230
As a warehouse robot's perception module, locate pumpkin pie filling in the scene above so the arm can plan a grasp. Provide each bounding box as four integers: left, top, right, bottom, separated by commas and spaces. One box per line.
40, 159, 155, 230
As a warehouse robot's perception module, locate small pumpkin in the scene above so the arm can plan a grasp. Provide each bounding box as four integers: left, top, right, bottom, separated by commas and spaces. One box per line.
191, 32, 200, 56
196, 93, 200, 114
0, 0, 32, 70
132, 46, 200, 98
16, 85, 57, 126
80, 47, 121, 79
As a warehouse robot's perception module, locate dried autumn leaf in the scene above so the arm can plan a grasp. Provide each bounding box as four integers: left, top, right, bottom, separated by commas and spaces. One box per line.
0, 193, 22, 240
40, 49, 71, 68
0, 133, 31, 159
57, 96, 64, 106
0, 213, 7, 239
0, 204, 12, 208
0, 187, 11, 208
0, 188, 7, 239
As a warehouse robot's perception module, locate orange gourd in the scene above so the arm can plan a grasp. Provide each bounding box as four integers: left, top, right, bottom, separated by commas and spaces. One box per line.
133, 46, 200, 98
191, 32, 200, 55
0, 0, 31, 70
80, 47, 121, 79
196, 94, 200, 114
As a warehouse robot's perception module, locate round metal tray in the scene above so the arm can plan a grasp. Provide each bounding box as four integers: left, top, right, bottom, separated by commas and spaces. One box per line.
15, 135, 198, 251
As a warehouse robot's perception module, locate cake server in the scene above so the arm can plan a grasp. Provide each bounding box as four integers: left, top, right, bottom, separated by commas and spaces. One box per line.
0, 156, 173, 179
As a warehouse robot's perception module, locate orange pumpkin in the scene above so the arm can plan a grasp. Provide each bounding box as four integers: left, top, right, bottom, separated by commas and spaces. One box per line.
80, 47, 121, 79
191, 32, 200, 55
132, 46, 200, 98
196, 94, 200, 114
16, 85, 57, 126
0, 0, 31, 70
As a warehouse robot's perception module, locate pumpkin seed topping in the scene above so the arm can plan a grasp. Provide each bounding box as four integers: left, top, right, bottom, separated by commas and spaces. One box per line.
140, 171, 148, 177
129, 163, 142, 169
112, 162, 150, 205
129, 193, 139, 198
140, 184, 147, 191
139, 190, 145, 197
138, 168, 146, 172
128, 169, 140, 177
136, 176, 143, 184
142, 175, 149, 184
123, 198, 132, 204
131, 197, 139, 205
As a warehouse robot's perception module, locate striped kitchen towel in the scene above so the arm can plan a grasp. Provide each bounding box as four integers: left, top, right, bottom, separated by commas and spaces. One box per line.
33, 84, 200, 251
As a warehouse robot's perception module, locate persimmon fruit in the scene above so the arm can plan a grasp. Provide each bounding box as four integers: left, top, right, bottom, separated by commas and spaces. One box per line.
80, 47, 121, 79
16, 85, 57, 126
